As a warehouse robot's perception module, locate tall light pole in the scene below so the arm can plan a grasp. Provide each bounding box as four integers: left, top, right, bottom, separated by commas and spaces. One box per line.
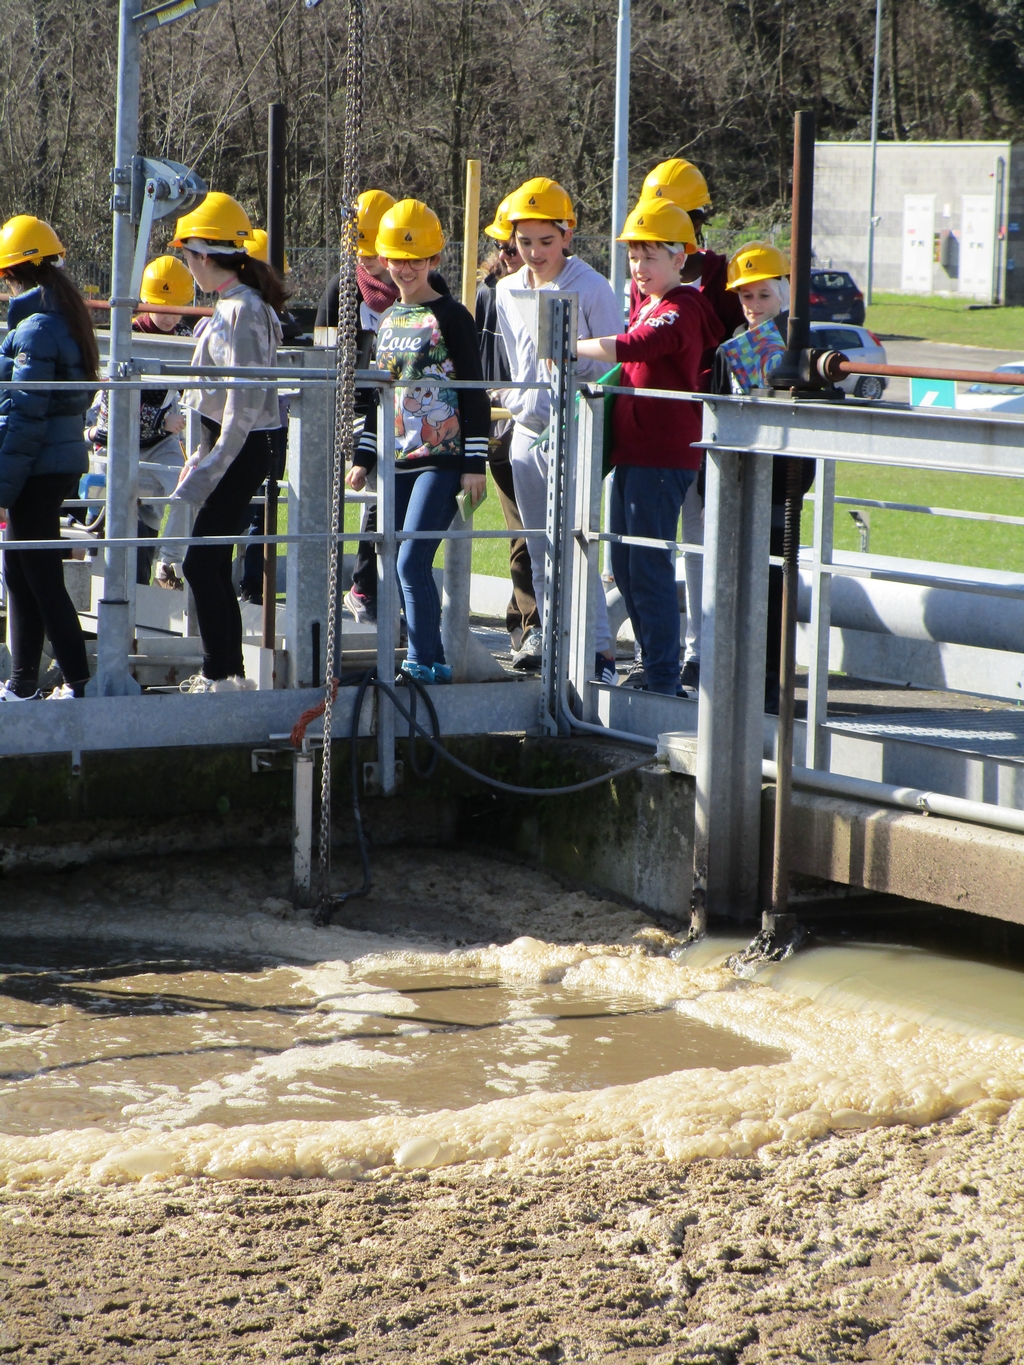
609, 0, 630, 318
865, 0, 883, 304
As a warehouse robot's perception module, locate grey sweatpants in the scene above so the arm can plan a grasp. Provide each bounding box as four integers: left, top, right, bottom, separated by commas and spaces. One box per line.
509, 425, 612, 654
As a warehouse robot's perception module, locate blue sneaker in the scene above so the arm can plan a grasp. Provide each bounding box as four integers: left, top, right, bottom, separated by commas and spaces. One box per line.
431, 663, 453, 684
400, 660, 434, 685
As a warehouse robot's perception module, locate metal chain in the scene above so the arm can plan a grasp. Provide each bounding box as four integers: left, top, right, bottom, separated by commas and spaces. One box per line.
318, 0, 364, 907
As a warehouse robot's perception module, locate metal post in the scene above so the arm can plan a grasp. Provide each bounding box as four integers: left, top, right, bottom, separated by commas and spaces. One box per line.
285, 349, 333, 687
785, 110, 815, 364
93, 0, 142, 696
609, 0, 631, 318
538, 295, 577, 735
866, 0, 883, 305
376, 383, 398, 794
806, 458, 834, 769
293, 747, 315, 904
262, 102, 286, 655
570, 391, 604, 718
441, 158, 480, 682
690, 425, 773, 933
768, 458, 804, 927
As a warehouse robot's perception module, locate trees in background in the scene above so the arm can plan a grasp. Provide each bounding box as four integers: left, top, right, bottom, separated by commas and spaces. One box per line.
0, 0, 1020, 278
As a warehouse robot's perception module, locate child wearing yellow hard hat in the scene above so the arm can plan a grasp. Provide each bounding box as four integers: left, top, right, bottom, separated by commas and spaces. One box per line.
346, 199, 488, 684
493, 176, 621, 681
577, 200, 722, 697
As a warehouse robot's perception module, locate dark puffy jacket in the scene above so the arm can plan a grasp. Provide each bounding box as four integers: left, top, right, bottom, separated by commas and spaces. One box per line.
0, 287, 91, 507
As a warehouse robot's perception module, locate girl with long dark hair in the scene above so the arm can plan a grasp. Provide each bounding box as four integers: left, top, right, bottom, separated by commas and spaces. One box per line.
168, 193, 287, 693
0, 215, 97, 701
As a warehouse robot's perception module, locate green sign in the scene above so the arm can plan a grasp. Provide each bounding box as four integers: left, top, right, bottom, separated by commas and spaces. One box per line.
909, 377, 957, 409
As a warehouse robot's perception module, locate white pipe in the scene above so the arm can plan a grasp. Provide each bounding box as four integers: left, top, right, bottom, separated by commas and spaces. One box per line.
560, 702, 658, 749
865, 0, 883, 304
609, 0, 631, 318
763, 757, 1024, 837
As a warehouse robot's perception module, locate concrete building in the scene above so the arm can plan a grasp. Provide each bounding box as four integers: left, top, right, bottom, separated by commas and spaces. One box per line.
813, 140, 1024, 304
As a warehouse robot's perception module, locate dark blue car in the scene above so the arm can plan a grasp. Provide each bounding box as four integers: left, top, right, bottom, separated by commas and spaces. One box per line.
809, 270, 865, 326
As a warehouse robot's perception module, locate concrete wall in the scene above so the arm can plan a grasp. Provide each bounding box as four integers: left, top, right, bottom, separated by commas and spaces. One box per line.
813, 141, 1015, 302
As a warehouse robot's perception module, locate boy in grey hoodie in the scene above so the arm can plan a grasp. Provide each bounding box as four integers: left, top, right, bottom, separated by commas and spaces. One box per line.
494, 178, 621, 678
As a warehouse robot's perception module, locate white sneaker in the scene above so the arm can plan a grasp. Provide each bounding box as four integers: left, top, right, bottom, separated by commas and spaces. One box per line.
212, 674, 257, 692
46, 683, 76, 700
180, 673, 217, 694
0, 680, 41, 702
511, 627, 543, 672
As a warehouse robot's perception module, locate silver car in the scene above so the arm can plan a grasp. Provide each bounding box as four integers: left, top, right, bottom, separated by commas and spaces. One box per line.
955, 362, 1024, 415
809, 322, 888, 399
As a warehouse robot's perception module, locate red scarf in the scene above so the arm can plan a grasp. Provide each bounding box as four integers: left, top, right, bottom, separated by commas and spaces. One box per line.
357, 262, 399, 316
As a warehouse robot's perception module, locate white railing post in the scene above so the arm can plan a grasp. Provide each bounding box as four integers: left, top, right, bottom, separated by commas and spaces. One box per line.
376, 383, 398, 794
806, 458, 835, 769
285, 349, 334, 688
691, 401, 773, 930
570, 390, 604, 719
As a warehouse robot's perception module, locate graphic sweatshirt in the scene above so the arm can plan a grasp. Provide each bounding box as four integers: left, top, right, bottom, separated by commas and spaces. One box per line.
356, 292, 489, 476
494, 256, 623, 434
611, 285, 723, 470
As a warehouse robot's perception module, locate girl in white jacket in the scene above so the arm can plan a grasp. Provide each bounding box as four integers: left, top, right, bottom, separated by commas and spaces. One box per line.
168, 193, 286, 693
494, 178, 620, 680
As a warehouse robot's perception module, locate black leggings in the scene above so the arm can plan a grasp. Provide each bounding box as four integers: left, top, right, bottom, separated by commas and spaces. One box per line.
183, 429, 273, 681
5, 473, 90, 696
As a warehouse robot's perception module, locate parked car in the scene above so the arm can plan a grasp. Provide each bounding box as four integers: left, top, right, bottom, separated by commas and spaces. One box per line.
955, 362, 1024, 415
809, 270, 865, 325
809, 323, 887, 398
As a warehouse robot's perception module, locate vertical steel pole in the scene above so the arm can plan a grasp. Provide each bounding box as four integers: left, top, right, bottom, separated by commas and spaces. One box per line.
441, 158, 480, 681
538, 296, 576, 735
866, 0, 883, 305
609, 0, 630, 320
262, 102, 287, 654
94, 0, 142, 695
376, 383, 397, 794
806, 458, 834, 769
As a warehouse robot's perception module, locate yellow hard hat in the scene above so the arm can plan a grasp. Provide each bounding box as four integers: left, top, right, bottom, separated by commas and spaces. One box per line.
619, 200, 697, 254
726, 241, 791, 290
140, 255, 195, 307
375, 199, 445, 260
483, 195, 515, 243
357, 189, 396, 256
641, 160, 712, 214
505, 178, 576, 229
0, 215, 65, 270
244, 228, 290, 273
169, 192, 252, 250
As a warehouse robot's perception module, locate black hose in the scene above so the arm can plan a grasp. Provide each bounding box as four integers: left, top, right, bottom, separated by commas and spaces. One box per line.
317, 670, 656, 924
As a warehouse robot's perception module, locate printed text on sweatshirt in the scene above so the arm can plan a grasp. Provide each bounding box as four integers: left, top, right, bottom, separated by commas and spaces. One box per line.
357, 293, 488, 475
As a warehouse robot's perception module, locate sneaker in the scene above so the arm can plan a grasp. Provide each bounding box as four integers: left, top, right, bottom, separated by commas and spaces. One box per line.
511, 627, 543, 672
619, 659, 648, 689
400, 660, 435, 685
155, 562, 185, 591
344, 587, 377, 624
179, 673, 217, 694
431, 663, 453, 684
593, 652, 617, 685
218, 674, 257, 692
238, 585, 263, 606
680, 658, 700, 691
46, 683, 76, 700
0, 681, 41, 702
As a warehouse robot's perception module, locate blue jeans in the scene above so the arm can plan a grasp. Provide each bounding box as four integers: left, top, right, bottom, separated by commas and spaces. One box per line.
610, 464, 696, 694
395, 465, 461, 667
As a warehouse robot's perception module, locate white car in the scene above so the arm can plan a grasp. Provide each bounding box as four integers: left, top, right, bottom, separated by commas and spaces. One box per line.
955, 362, 1024, 415
808, 322, 888, 399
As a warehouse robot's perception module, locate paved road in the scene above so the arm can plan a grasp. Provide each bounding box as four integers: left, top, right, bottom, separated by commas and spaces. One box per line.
877, 338, 1023, 404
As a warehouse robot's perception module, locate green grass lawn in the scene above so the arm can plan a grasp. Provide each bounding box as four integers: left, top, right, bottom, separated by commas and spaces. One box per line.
811, 464, 1024, 572
866, 293, 1024, 350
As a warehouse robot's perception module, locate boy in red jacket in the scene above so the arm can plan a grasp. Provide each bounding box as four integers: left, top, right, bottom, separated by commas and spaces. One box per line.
578, 200, 722, 695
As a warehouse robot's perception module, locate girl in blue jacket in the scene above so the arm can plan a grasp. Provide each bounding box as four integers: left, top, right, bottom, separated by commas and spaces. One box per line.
0, 216, 97, 701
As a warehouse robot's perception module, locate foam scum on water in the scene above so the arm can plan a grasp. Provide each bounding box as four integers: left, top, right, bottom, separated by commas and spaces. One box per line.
2, 850, 1024, 1360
